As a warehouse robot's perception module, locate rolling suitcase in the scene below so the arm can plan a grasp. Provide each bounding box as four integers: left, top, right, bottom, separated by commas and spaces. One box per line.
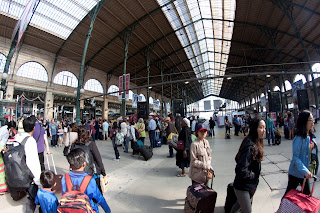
46, 153, 63, 194
138, 145, 153, 161
184, 179, 217, 213
277, 177, 320, 213
224, 182, 237, 213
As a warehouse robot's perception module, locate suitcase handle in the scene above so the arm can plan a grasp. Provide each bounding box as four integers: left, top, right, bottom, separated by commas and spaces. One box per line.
301, 176, 318, 197
45, 153, 57, 175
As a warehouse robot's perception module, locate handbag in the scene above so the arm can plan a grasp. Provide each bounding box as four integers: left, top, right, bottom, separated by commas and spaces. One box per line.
176, 140, 184, 150
63, 133, 72, 156
100, 175, 109, 194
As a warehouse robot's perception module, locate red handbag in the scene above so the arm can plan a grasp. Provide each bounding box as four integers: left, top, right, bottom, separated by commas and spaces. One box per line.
177, 140, 184, 150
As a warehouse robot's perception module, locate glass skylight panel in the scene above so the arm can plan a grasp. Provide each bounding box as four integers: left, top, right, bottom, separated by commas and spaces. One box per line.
157, 0, 236, 96
1, 0, 100, 39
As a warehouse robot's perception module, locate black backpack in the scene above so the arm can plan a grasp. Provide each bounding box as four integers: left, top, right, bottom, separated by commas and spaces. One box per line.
72, 142, 96, 175
3, 136, 34, 189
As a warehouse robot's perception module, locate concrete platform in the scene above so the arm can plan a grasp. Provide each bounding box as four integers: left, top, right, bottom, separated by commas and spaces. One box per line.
1, 124, 319, 213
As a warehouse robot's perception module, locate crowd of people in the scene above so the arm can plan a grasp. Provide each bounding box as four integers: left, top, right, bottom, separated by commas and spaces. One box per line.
0, 109, 318, 212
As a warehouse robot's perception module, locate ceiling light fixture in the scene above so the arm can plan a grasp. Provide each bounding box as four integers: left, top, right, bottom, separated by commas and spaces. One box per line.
227, 77, 232, 80
185, 81, 189, 84
266, 74, 271, 78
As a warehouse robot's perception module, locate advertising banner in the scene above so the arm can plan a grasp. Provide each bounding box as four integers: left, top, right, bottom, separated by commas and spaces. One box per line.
132, 94, 138, 108
291, 80, 304, 98
153, 99, 160, 111
119, 75, 123, 96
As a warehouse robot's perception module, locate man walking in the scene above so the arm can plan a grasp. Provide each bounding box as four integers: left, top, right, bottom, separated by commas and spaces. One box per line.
148, 116, 156, 148
209, 117, 215, 137
102, 119, 109, 140
165, 117, 176, 158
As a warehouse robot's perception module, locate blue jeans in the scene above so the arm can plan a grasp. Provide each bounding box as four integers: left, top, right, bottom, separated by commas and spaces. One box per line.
125, 137, 130, 152
267, 128, 275, 145
149, 130, 156, 148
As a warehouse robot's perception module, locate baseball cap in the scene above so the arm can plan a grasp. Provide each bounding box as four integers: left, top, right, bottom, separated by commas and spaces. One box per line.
195, 123, 207, 132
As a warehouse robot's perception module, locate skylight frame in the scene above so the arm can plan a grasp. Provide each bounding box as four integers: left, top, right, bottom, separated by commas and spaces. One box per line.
0, 0, 100, 40
157, 0, 236, 97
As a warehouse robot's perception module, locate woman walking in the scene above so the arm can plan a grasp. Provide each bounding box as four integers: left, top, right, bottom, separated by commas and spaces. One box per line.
231, 118, 266, 213
288, 112, 295, 140
176, 118, 192, 177
109, 122, 120, 161
225, 116, 231, 139
136, 118, 146, 144
189, 123, 213, 185
72, 126, 108, 193
283, 110, 315, 196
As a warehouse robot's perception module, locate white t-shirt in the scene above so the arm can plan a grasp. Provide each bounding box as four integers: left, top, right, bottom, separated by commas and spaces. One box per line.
14, 132, 41, 186
103, 121, 109, 132
120, 122, 127, 136
191, 120, 197, 132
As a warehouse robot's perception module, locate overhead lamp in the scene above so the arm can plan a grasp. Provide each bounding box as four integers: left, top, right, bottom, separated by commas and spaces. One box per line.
148, 86, 152, 89
185, 81, 189, 84
80, 88, 85, 94
2, 72, 8, 80
227, 77, 232, 80
73, 90, 77, 95
266, 74, 271, 78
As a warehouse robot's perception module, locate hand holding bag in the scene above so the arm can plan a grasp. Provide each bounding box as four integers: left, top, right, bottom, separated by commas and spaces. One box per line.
100, 175, 109, 194
207, 169, 215, 180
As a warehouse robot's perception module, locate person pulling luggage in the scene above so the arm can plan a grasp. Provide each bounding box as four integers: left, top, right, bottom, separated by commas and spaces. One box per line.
230, 118, 266, 213
283, 110, 315, 197
189, 123, 213, 185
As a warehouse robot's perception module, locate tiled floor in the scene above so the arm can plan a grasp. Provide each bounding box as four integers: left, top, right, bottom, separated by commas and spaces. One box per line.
0, 124, 319, 212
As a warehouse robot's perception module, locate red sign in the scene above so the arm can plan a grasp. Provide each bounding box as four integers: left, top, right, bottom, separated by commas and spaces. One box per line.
119, 75, 123, 96
125, 74, 130, 95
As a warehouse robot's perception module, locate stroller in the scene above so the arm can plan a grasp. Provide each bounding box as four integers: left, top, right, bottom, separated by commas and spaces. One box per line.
275, 129, 281, 145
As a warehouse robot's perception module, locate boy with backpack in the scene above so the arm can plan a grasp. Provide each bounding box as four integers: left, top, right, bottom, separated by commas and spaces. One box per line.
59, 148, 111, 213
35, 170, 59, 213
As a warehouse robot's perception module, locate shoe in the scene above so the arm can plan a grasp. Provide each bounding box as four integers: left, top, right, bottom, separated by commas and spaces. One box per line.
167, 155, 174, 158
113, 158, 120, 161
119, 156, 121, 159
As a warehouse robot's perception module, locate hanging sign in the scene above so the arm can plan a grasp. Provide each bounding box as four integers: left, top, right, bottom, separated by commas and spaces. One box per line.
153, 100, 160, 111
132, 94, 138, 108
291, 80, 304, 98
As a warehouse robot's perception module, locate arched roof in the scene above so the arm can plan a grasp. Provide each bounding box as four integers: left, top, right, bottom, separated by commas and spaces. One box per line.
1, 1, 320, 103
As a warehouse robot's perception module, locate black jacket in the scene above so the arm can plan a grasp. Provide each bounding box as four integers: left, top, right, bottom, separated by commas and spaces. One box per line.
233, 137, 261, 192
73, 141, 106, 176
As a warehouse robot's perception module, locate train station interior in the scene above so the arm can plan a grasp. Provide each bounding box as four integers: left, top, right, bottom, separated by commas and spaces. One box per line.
0, 0, 320, 212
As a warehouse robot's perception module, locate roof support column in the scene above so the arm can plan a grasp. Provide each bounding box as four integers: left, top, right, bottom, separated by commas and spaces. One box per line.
254, 78, 259, 112
144, 45, 154, 118
271, 0, 319, 109
119, 25, 136, 119
160, 61, 165, 117
76, 1, 104, 125
247, 79, 251, 107
259, 27, 289, 111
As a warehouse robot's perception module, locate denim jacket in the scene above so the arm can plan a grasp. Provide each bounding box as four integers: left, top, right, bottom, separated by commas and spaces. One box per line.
289, 136, 310, 179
